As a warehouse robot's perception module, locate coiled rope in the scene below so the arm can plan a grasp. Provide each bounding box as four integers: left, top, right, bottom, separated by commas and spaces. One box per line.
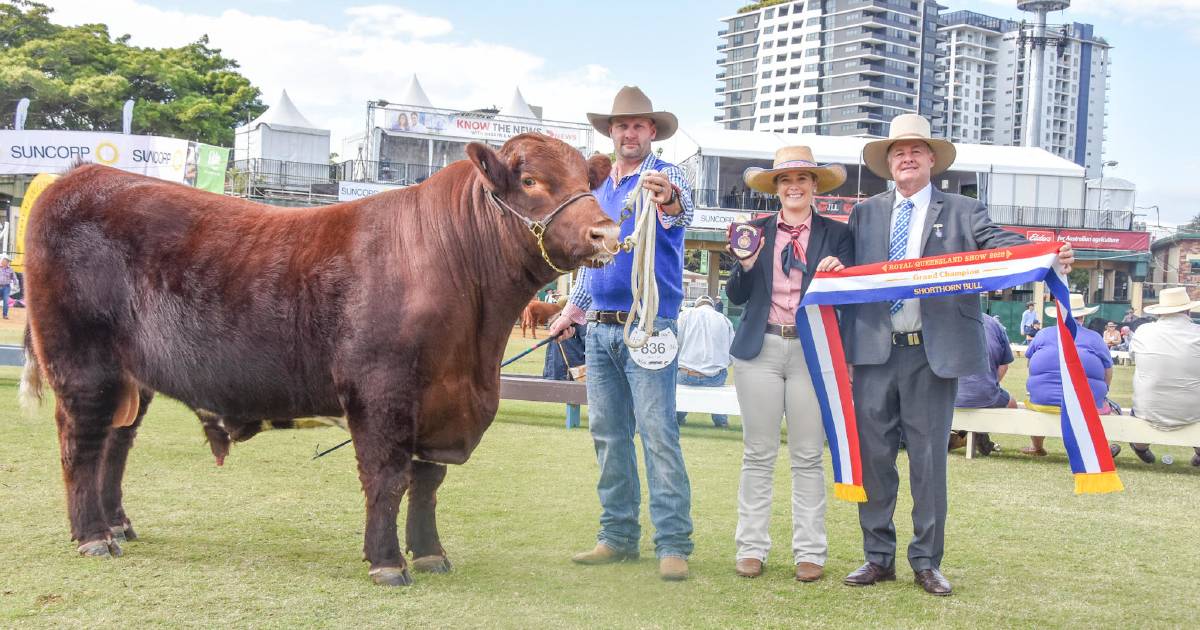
619, 170, 661, 349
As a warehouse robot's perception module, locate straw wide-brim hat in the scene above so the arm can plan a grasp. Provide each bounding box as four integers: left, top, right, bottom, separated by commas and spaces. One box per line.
1045, 293, 1099, 318
586, 86, 678, 141
743, 146, 847, 195
1144, 286, 1200, 315
861, 113, 957, 180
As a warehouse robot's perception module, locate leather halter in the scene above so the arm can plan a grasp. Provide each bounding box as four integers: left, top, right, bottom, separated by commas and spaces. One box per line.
486, 189, 596, 274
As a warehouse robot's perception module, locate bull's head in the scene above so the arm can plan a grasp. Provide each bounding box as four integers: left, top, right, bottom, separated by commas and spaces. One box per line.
467, 134, 618, 273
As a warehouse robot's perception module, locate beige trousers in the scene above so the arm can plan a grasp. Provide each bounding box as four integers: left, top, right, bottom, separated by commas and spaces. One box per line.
732, 333, 827, 566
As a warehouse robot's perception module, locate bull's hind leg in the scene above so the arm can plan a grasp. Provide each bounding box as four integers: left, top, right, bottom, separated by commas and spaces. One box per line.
53, 374, 128, 557
348, 401, 418, 586
99, 388, 153, 542
406, 460, 451, 573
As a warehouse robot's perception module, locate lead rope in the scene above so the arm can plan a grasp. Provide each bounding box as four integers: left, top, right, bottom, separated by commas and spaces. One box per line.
620, 171, 660, 349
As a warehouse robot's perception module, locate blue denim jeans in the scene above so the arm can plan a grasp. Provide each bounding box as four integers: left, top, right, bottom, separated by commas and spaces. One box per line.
1, 285, 9, 318
585, 317, 694, 559
676, 368, 729, 427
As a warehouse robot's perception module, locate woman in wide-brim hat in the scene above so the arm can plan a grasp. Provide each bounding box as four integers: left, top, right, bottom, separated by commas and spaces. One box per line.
1022, 293, 1114, 456
724, 145, 853, 582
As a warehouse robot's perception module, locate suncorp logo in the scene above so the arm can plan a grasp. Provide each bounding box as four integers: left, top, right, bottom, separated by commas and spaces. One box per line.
132, 148, 173, 165
96, 142, 119, 165
9, 144, 93, 160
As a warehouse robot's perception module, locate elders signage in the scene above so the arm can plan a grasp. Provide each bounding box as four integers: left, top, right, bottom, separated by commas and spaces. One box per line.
1001, 226, 1150, 251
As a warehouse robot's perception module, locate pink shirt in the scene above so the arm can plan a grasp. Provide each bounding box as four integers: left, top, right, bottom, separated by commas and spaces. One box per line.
768, 212, 811, 325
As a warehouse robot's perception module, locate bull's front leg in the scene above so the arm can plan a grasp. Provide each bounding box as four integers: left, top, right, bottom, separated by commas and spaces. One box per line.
348, 402, 417, 587
406, 460, 451, 573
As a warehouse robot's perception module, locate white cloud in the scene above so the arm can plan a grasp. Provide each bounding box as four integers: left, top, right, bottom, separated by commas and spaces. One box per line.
42, 1, 618, 151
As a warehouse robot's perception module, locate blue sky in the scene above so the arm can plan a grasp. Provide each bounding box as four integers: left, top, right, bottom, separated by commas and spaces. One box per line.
45, 0, 1199, 224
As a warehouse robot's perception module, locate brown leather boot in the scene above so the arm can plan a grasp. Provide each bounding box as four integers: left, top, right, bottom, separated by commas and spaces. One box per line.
571, 543, 638, 565
735, 558, 763, 578
659, 556, 689, 581
794, 562, 824, 582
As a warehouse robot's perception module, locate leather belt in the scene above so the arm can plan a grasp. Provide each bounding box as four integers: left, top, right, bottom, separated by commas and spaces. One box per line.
588, 310, 630, 325
679, 367, 706, 377
765, 323, 798, 339
892, 331, 924, 347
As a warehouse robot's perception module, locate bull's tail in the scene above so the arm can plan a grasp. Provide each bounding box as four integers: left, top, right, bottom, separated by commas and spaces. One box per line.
18, 323, 44, 414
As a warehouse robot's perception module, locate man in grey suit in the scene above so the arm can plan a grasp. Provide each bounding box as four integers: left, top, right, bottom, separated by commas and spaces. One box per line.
817, 114, 1074, 596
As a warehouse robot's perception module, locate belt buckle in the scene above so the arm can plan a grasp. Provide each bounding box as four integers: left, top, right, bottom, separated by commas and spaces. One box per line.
781, 324, 797, 338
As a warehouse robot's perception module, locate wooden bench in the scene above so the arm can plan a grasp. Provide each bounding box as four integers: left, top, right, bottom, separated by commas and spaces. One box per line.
953, 407, 1200, 458
1010, 343, 1131, 364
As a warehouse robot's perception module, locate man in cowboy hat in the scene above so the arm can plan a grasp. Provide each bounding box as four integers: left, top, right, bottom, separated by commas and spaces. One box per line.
817, 113, 1075, 595
1126, 287, 1200, 466
549, 85, 696, 580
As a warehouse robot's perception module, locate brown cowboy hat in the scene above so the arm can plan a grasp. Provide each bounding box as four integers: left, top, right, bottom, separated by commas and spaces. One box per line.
743, 145, 847, 194
587, 86, 678, 141
861, 113, 956, 180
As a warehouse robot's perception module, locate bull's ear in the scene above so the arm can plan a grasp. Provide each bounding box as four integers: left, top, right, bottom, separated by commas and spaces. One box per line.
466, 143, 512, 194
587, 153, 611, 190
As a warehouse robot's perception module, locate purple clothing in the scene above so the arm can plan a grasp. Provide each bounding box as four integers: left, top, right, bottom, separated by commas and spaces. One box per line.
955, 315, 1013, 408
1025, 324, 1112, 408
0, 266, 16, 287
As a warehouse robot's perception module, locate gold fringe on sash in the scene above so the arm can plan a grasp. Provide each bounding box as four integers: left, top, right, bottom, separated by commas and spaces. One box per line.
833, 483, 867, 503
1074, 471, 1124, 495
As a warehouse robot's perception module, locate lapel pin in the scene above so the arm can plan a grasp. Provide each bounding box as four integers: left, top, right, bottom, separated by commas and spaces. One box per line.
933, 223, 944, 238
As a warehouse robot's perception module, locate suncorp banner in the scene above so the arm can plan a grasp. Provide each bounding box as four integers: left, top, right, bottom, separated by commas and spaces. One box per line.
1, 130, 191, 182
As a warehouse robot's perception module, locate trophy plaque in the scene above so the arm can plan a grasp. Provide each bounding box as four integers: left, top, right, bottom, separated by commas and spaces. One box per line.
727, 222, 764, 260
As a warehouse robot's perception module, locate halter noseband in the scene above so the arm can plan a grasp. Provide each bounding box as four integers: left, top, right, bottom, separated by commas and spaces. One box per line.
486, 189, 596, 274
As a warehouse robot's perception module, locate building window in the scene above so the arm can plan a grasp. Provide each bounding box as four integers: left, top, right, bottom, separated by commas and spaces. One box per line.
1191, 261, 1200, 274
760, 116, 770, 123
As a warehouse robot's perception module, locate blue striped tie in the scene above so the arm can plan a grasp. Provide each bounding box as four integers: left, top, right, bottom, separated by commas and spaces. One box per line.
888, 198, 915, 315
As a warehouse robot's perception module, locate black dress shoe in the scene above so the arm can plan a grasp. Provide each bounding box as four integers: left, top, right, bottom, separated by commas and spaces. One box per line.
843, 562, 896, 586
1132, 445, 1156, 464
914, 568, 952, 596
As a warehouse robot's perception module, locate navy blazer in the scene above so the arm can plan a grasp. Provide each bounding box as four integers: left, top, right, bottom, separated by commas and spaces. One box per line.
725, 212, 854, 361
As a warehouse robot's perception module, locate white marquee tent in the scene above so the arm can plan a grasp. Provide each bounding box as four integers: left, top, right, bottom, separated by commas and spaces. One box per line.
234, 90, 330, 164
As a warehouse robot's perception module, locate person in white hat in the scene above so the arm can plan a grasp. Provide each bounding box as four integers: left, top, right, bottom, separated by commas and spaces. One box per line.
723, 145, 852, 582
814, 113, 1075, 596
1126, 287, 1200, 467
552, 86, 696, 581
0, 254, 17, 319
1022, 293, 1114, 457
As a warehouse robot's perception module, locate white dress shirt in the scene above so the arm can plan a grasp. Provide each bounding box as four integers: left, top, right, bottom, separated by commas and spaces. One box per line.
676, 304, 735, 376
1130, 314, 1200, 430
889, 182, 933, 333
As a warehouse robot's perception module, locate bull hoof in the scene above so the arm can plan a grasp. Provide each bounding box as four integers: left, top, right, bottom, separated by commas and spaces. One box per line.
109, 522, 137, 543
368, 566, 413, 587
78, 538, 122, 558
411, 555, 452, 573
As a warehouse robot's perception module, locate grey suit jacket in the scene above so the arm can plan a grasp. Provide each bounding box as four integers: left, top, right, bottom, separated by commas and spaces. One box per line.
844, 188, 1028, 378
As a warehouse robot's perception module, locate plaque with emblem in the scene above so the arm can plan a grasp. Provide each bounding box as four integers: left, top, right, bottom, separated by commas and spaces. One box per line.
727, 222, 764, 260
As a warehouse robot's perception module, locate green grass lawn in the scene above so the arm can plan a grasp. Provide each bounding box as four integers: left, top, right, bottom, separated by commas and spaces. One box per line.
2, 345, 1196, 627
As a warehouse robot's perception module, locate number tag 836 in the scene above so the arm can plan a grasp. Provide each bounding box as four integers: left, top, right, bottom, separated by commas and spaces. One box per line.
628, 328, 678, 371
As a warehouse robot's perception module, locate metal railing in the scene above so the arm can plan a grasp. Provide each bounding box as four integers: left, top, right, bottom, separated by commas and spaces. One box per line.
982, 205, 1134, 230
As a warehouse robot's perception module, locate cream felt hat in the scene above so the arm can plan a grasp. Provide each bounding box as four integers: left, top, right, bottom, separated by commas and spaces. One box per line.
1045, 293, 1099, 319
742, 145, 847, 194
1144, 287, 1200, 315
861, 114, 956, 180
586, 86, 678, 141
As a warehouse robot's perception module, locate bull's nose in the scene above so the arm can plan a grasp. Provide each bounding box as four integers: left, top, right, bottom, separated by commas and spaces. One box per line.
590, 224, 620, 249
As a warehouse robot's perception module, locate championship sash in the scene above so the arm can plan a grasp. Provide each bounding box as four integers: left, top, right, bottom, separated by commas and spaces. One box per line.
797, 242, 1123, 497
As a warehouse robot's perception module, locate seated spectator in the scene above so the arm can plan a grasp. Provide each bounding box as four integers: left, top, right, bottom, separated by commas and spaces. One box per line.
1021, 294, 1113, 456
676, 295, 735, 427
1125, 287, 1200, 467
1103, 322, 1122, 349
951, 314, 1014, 456
1025, 319, 1041, 343
1020, 300, 1039, 338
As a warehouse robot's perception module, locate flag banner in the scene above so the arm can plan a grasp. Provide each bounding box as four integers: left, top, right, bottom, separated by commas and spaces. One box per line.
799, 242, 1122, 495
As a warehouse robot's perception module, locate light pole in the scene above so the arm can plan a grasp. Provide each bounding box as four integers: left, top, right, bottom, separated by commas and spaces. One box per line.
1097, 159, 1118, 210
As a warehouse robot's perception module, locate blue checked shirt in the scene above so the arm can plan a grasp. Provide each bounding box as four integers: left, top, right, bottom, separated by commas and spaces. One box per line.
568, 151, 694, 314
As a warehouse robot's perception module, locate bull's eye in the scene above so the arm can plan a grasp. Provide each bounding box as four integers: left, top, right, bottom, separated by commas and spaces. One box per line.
521, 177, 536, 188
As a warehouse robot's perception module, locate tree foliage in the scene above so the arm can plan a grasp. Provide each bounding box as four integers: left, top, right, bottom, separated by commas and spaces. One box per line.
1, 1, 266, 146
1181, 212, 1200, 233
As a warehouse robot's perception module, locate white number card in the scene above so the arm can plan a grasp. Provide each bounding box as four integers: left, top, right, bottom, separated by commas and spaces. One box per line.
628, 328, 678, 371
